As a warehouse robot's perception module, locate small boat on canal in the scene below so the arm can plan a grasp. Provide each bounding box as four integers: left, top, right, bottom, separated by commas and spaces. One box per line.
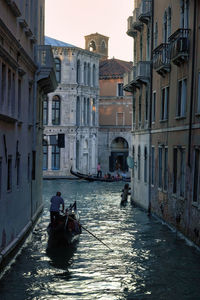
47, 201, 82, 248
70, 168, 130, 182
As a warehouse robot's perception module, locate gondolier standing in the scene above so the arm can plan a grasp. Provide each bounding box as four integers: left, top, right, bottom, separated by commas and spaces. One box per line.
50, 191, 64, 225
97, 162, 102, 178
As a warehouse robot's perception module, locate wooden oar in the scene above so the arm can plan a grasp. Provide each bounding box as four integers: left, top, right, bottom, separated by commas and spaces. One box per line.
68, 215, 114, 252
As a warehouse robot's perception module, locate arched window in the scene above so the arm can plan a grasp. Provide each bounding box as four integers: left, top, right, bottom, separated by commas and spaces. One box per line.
76, 96, 80, 126
144, 147, 147, 183
52, 95, 60, 125
140, 33, 143, 60
43, 97, 48, 125
89, 40, 96, 51
92, 98, 96, 126
76, 59, 81, 83
147, 27, 150, 60
138, 146, 141, 180
83, 97, 87, 125
84, 62, 87, 85
88, 63, 91, 86
154, 22, 158, 48
92, 64, 96, 87
43, 140, 48, 170
167, 7, 171, 38
55, 58, 61, 83
87, 98, 90, 125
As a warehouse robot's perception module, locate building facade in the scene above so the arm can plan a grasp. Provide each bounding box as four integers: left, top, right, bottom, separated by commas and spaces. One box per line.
99, 57, 133, 175
0, 0, 57, 269
126, 0, 200, 246
43, 37, 100, 177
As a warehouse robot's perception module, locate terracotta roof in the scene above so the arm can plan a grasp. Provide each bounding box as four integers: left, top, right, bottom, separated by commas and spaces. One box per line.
99, 58, 133, 78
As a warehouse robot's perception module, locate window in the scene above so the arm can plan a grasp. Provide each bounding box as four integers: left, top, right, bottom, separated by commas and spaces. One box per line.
193, 149, 200, 203
32, 151, 36, 180
55, 58, 61, 83
138, 146, 141, 180
177, 79, 187, 118
16, 155, 20, 186
197, 72, 200, 114
180, 0, 189, 29
161, 86, 169, 121
154, 22, 158, 48
76, 60, 81, 84
83, 97, 87, 125
92, 98, 96, 126
11, 73, 15, 115
145, 88, 148, 121
116, 112, 124, 126
76, 140, 80, 169
18, 79, 21, 119
7, 156, 12, 191
76, 96, 80, 126
180, 149, 186, 197
147, 27, 150, 60
132, 146, 135, 178
0, 158, 2, 198
163, 11, 168, 43
8, 69, 11, 108
151, 147, 155, 185
158, 147, 163, 188
88, 63, 91, 86
87, 98, 90, 125
164, 148, 168, 191
43, 98, 48, 125
92, 64, 96, 87
89, 40, 96, 51
84, 62, 87, 85
52, 146, 60, 170
139, 91, 142, 125
173, 148, 178, 194
28, 84, 32, 123
144, 147, 147, 183
167, 7, 171, 38
117, 83, 124, 97
52, 96, 60, 125
140, 32, 143, 60
152, 91, 156, 123
133, 96, 136, 126
27, 154, 30, 182
43, 141, 48, 170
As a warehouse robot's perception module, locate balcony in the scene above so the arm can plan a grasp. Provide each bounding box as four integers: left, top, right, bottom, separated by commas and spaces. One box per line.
153, 43, 171, 76
135, 61, 151, 83
138, 0, 152, 24
123, 66, 140, 92
132, 8, 143, 32
169, 28, 190, 66
127, 16, 137, 38
36, 45, 58, 94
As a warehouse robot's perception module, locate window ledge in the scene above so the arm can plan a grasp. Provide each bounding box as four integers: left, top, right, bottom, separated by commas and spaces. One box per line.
175, 116, 186, 120
159, 119, 168, 123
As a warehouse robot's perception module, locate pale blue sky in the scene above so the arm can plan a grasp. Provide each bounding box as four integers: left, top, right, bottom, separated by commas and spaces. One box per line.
45, 0, 134, 62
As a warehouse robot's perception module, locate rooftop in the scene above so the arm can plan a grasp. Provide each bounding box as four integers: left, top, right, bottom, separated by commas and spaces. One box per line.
45, 36, 77, 48
99, 58, 133, 78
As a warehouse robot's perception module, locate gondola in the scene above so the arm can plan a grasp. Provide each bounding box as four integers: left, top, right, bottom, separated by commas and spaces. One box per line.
70, 167, 130, 182
47, 201, 82, 248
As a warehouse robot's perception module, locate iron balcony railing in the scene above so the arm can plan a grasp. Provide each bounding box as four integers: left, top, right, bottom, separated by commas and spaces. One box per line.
138, 0, 152, 23
168, 28, 190, 65
153, 43, 171, 74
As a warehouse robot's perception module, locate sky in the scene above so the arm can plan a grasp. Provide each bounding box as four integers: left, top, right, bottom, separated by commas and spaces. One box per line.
45, 0, 134, 62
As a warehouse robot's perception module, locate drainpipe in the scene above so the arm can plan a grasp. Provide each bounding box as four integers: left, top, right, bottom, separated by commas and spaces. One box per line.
188, 0, 196, 167
148, 0, 154, 216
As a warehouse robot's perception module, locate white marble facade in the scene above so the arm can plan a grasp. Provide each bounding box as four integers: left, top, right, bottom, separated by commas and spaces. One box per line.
43, 37, 100, 177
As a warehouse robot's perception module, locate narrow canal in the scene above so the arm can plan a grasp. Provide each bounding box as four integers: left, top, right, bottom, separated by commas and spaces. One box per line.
1, 180, 200, 300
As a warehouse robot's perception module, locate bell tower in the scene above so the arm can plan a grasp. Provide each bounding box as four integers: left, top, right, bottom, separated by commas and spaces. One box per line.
85, 33, 109, 60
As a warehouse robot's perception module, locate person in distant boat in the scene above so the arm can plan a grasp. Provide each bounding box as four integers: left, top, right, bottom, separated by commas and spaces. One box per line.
97, 163, 102, 178
50, 191, 64, 225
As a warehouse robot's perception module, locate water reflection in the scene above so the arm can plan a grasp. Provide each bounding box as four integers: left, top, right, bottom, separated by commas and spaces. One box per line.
0, 180, 200, 300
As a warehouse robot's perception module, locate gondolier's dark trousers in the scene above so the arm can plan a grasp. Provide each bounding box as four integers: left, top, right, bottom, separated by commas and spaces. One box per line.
50, 211, 60, 224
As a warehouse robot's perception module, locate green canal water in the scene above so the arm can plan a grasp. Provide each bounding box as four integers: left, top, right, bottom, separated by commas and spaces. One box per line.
0, 180, 200, 299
